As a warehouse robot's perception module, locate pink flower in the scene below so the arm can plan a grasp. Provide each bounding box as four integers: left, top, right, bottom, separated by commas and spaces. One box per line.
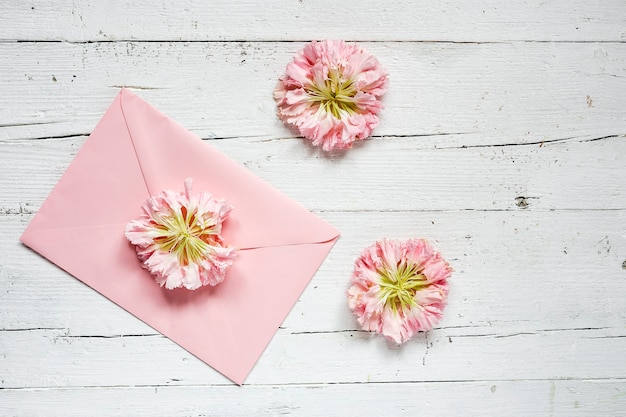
125, 178, 237, 290
274, 40, 388, 151
347, 239, 452, 344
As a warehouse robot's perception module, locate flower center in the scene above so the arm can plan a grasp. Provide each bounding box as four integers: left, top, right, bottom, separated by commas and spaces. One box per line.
153, 207, 217, 266
378, 262, 428, 314
305, 67, 359, 119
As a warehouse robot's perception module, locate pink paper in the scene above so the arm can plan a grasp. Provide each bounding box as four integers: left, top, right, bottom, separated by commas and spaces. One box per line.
20, 89, 340, 384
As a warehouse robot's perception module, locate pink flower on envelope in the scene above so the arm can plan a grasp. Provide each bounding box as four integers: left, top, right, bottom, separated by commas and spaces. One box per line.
20, 89, 340, 385
125, 178, 237, 290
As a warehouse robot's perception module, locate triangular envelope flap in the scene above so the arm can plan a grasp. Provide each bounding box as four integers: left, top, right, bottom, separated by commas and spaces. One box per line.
119, 89, 339, 250
21, 93, 148, 241
22, 224, 337, 385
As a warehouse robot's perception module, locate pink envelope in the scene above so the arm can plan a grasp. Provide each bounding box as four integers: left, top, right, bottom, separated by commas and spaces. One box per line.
20, 89, 340, 384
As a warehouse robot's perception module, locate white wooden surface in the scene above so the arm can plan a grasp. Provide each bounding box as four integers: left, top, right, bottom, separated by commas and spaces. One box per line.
1, 1, 626, 416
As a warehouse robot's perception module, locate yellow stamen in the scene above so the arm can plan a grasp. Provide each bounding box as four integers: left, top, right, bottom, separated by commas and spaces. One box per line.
153, 207, 217, 266
378, 262, 428, 315
305, 67, 358, 119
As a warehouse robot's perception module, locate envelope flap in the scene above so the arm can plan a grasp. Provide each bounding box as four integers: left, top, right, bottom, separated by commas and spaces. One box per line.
21, 93, 149, 239
119, 89, 339, 249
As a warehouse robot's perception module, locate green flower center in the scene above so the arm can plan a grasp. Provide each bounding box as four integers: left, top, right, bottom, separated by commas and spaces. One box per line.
305, 67, 358, 119
153, 207, 217, 266
378, 262, 428, 315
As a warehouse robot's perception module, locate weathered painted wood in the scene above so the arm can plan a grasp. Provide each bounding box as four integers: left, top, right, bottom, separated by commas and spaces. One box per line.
2, 208, 624, 334
1, 1, 626, 414
0, 135, 624, 215
1, 0, 626, 42
1, 42, 625, 146
1, 326, 625, 387
2, 380, 625, 417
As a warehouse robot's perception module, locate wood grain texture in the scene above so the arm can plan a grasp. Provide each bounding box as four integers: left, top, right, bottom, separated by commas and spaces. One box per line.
1, 42, 625, 145
1, 209, 625, 333
2, 209, 625, 387
2, 326, 626, 387
1, 0, 626, 42
1, 1, 626, 415
3, 380, 624, 417
1, 135, 625, 214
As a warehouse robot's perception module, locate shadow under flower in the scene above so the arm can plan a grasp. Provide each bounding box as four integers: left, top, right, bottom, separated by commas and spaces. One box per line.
158, 283, 222, 306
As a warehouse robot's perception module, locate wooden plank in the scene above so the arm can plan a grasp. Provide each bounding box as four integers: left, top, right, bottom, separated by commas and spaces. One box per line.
1, 42, 625, 145
0, 135, 624, 214
0, 1, 624, 415
1, 326, 625, 387
2, 380, 625, 416
1, 0, 626, 42
2, 209, 624, 334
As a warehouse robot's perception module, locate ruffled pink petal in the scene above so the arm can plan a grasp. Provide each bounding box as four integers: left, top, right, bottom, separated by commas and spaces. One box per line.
125, 221, 160, 246
377, 238, 403, 271
381, 308, 407, 344
285, 61, 313, 86
198, 245, 238, 286
422, 257, 452, 284
353, 92, 383, 115
279, 89, 313, 118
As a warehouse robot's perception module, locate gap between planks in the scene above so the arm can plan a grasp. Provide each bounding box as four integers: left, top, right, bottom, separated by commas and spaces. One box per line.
3, 39, 626, 44
2, 376, 626, 391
